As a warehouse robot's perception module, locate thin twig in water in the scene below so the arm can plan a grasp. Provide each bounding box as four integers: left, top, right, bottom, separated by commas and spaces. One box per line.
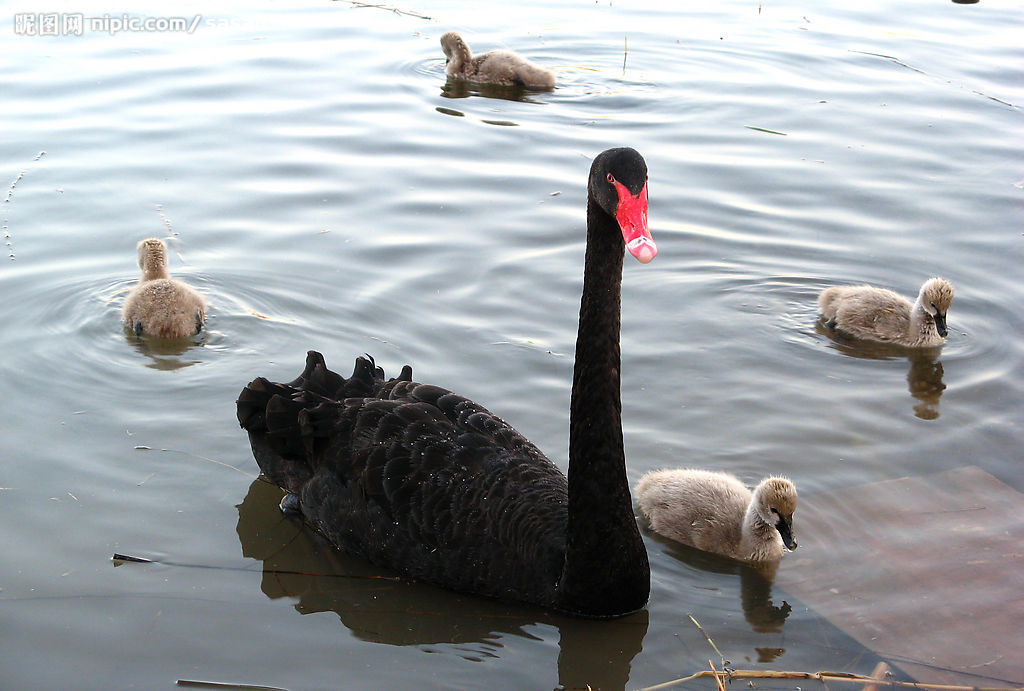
112, 553, 154, 563
135, 446, 251, 477
639, 668, 1024, 691
849, 50, 1015, 107
177, 680, 288, 691
862, 661, 893, 691
709, 659, 727, 691
622, 36, 629, 75
111, 552, 403, 582
333, 0, 431, 20
972, 91, 1014, 108
688, 614, 726, 669
745, 125, 787, 135
848, 49, 926, 75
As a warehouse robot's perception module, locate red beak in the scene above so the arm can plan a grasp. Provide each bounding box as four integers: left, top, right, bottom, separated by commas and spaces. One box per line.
613, 180, 656, 263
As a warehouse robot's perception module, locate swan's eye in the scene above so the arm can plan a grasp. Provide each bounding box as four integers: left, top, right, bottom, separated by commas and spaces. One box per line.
606, 173, 616, 183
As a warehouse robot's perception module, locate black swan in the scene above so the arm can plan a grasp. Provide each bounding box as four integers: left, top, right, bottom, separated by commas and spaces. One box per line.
236, 147, 656, 617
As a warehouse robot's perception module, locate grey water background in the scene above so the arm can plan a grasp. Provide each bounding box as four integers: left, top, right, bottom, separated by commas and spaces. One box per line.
1, 0, 1021, 688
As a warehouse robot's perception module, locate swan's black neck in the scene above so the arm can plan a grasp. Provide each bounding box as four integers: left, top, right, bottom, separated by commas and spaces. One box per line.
558, 193, 649, 617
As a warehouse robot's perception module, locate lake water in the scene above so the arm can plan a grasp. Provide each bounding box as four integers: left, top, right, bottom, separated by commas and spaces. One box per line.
2, 0, 1022, 688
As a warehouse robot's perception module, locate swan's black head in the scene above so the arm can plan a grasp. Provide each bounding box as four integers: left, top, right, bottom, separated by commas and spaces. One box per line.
588, 147, 656, 263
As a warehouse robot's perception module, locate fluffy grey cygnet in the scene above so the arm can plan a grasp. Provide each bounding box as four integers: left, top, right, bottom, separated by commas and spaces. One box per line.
635, 469, 798, 563
819, 278, 954, 348
122, 238, 206, 339
440, 31, 555, 89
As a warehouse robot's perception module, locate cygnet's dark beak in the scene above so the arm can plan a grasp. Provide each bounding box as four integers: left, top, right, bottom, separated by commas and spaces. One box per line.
777, 517, 797, 551
934, 312, 948, 337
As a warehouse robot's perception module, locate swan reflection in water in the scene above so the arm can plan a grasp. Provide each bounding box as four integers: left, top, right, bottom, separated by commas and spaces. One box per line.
905, 355, 946, 420
645, 528, 793, 641
123, 329, 204, 371
235, 478, 647, 688
440, 77, 547, 105
816, 319, 946, 420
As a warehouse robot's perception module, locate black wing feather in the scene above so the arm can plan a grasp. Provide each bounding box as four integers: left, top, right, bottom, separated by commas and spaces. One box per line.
237, 351, 569, 605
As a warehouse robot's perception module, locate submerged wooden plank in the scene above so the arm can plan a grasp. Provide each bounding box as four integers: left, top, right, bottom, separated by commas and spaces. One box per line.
777, 466, 1024, 687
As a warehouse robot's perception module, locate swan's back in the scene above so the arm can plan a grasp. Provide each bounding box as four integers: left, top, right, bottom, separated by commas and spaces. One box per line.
237, 351, 570, 606
473, 51, 556, 89
122, 238, 205, 338
818, 284, 912, 343
635, 469, 749, 554
122, 280, 206, 338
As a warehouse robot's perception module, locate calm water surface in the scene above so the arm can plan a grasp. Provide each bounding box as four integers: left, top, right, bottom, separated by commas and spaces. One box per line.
2, 0, 1022, 688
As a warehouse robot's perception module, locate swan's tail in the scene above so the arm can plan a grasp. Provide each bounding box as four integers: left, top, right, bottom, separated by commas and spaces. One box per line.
817, 286, 843, 319
236, 351, 413, 490
513, 64, 555, 90
281, 350, 386, 398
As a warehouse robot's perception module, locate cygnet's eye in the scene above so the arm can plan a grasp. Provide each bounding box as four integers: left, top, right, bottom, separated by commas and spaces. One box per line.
606, 173, 616, 183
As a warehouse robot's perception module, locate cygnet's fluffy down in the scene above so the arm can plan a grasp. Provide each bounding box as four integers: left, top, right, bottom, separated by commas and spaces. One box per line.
818, 277, 953, 348
635, 469, 798, 563
440, 31, 555, 89
122, 237, 206, 339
